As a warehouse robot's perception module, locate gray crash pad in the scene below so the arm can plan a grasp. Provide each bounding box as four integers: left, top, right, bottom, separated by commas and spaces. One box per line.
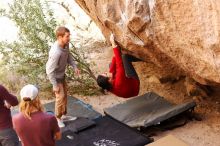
44, 96, 102, 120
12, 96, 102, 120
104, 92, 196, 128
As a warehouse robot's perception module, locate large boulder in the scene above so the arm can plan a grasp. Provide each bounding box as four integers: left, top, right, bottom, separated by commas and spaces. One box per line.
75, 0, 220, 85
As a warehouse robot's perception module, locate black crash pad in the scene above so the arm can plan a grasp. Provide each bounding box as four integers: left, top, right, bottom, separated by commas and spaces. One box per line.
104, 92, 196, 128
62, 117, 96, 133
56, 116, 151, 146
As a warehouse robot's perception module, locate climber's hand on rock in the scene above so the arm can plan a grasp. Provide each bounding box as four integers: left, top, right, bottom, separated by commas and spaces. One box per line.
110, 33, 117, 48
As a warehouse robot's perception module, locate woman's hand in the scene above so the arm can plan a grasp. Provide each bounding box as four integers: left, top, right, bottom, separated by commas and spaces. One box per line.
4, 100, 11, 109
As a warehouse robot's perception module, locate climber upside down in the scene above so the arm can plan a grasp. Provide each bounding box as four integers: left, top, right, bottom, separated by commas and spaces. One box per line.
97, 34, 141, 98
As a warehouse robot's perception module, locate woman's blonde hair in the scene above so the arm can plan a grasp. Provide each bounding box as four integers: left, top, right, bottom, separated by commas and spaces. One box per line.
19, 97, 44, 119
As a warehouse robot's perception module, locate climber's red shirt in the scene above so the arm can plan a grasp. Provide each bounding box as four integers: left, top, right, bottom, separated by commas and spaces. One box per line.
109, 47, 139, 98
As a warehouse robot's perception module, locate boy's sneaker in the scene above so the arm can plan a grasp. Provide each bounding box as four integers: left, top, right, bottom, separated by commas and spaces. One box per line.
61, 115, 77, 122
57, 119, 65, 128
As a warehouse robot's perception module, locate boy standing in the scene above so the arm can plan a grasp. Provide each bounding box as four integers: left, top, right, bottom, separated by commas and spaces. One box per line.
46, 26, 80, 127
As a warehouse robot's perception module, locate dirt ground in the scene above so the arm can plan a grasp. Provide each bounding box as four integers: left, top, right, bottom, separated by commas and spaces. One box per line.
75, 42, 220, 146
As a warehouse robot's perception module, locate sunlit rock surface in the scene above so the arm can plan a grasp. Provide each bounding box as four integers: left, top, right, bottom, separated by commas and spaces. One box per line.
75, 0, 220, 85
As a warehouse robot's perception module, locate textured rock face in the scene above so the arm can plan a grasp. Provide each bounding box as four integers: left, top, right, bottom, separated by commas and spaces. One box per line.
75, 0, 220, 85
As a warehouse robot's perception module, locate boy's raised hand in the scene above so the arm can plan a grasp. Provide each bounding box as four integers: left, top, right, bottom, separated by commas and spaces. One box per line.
74, 68, 80, 76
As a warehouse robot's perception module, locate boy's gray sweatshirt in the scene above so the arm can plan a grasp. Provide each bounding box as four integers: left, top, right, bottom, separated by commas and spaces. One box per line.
46, 41, 76, 87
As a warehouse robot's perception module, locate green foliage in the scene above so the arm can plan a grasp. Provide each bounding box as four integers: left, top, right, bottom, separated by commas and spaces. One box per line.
0, 64, 26, 96
0, 0, 56, 83
0, 0, 99, 96
66, 43, 100, 95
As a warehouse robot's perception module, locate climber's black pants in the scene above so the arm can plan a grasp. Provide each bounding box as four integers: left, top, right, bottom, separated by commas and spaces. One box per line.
122, 54, 141, 80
